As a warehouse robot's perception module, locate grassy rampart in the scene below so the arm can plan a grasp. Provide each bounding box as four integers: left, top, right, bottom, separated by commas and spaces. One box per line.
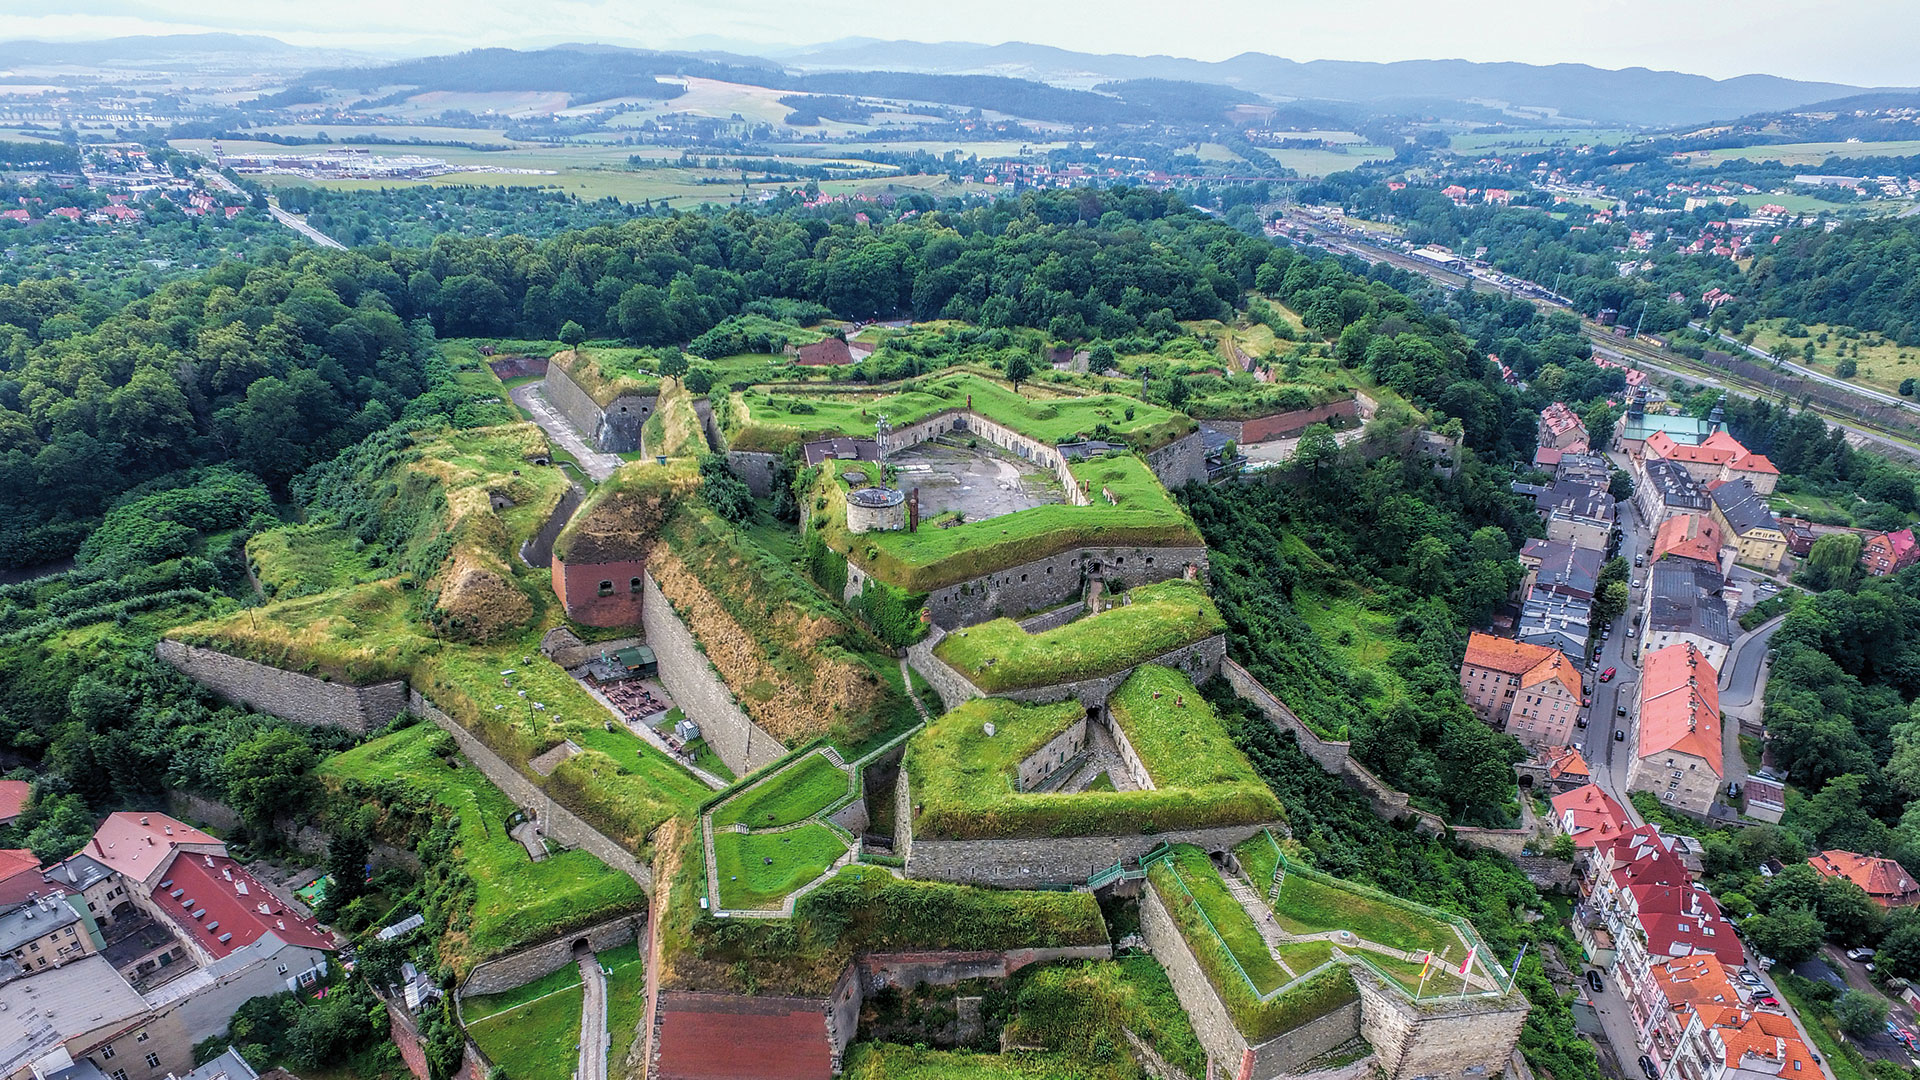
904, 666, 1281, 840
815, 452, 1202, 592
549, 346, 662, 406
933, 580, 1223, 691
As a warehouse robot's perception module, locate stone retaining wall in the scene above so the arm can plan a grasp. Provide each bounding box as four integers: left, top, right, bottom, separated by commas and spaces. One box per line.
410, 691, 653, 890
923, 544, 1210, 630
1017, 600, 1086, 634
904, 819, 1270, 888
542, 356, 612, 446
639, 571, 787, 777
458, 914, 641, 997
156, 639, 406, 733
543, 358, 657, 453
1145, 431, 1211, 490
1140, 882, 1248, 1070
910, 631, 1226, 713
1354, 969, 1529, 1080
880, 409, 1089, 507
857, 945, 1113, 995
725, 450, 782, 497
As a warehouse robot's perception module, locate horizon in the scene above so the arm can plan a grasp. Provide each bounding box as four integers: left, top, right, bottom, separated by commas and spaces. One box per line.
4, 1, 1917, 88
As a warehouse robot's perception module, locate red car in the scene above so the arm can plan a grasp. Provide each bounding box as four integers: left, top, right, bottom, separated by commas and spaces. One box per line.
1599, 667, 1617, 683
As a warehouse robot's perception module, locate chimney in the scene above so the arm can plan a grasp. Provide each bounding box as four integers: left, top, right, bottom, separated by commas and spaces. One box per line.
140, 816, 149, 826
92, 837, 103, 856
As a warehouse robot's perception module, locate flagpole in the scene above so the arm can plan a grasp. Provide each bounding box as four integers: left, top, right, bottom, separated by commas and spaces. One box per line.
1507, 942, 1529, 995
1416, 952, 1435, 1002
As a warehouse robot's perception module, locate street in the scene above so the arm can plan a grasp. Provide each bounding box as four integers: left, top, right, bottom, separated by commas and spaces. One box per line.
1582, 465, 1649, 811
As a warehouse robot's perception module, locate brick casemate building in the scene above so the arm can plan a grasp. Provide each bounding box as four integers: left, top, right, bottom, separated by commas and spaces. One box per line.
549, 470, 685, 627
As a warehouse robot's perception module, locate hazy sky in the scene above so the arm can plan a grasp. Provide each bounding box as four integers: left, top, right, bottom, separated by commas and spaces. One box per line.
2, 0, 1916, 87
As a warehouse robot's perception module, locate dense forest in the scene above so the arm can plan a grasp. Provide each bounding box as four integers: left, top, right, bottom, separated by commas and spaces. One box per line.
1747, 216, 1920, 344
276, 185, 651, 247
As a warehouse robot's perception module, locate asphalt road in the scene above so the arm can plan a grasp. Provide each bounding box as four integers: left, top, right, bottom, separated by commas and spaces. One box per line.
263, 198, 347, 250
1583, 471, 1650, 809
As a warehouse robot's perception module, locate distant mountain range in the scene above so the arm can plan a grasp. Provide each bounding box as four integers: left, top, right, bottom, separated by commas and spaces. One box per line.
7, 32, 1909, 130
780, 39, 1908, 129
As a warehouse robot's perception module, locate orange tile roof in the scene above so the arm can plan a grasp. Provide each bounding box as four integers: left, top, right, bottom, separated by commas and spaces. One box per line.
1545, 745, 1590, 780
1648, 429, 1749, 467
1464, 631, 1558, 676
1729, 451, 1779, 475
1654, 514, 1723, 565
1652, 955, 1743, 1013
1710, 1007, 1819, 1078
1638, 643, 1723, 776
1521, 649, 1582, 699
1807, 850, 1920, 907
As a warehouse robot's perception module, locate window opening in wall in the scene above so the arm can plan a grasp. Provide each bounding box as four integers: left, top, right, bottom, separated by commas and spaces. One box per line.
598, 581, 614, 596
630, 577, 642, 593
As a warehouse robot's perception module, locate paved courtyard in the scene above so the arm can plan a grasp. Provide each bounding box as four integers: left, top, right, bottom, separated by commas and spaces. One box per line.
888, 439, 1065, 523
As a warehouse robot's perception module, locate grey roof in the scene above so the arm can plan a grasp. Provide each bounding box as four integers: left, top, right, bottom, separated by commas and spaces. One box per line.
1536, 480, 1615, 522
1519, 586, 1593, 662
0, 895, 80, 953
0, 955, 147, 1075
1647, 562, 1733, 645
800, 436, 879, 468
41, 855, 113, 894
179, 1048, 259, 1080
43, 1057, 109, 1080
1526, 540, 1603, 599
1643, 458, 1708, 511
1511, 481, 1550, 498
377, 912, 425, 941
1555, 452, 1613, 489
1709, 479, 1780, 537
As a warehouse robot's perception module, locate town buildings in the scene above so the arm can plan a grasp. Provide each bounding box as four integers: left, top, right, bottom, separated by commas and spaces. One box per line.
1640, 563, 1734, 672
1653, 514, 1724, 569
1861, 528, 1919, 576
1551, 783, 1631, 849
1806, 850, 1920, 909
1637, 458, 1712, 525
1706, 480, 1788, 572
1459, 632, 1584, 748
1644, 431, 1780, 496
1539, 402, 1590, 452
1535, 481, 1616, 551
1628, 643, 1724, 818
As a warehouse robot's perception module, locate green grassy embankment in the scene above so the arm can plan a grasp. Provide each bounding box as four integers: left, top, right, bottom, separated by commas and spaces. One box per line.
933, 579, 1223, 691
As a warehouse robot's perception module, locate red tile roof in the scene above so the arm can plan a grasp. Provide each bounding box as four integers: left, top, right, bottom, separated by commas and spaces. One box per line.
0, 848, 40, 903
1629, 882, 1745, 965
1463, 631, 1559, 676
150, 852, 334, 960
1638, 643, 1723, 776
1807, 850, 1920, 907
1521, 649, 1583, 699
1552, 784, 1630, 848
89, 811, 224, 883
1545, 745, 1590, 781
0, 780, 27, 822
655, 993, 832, 1080
1652, 955, 1743, 1013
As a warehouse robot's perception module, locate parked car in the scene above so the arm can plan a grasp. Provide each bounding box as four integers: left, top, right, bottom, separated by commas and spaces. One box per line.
1756, 995, 1780, 1008
1847, 947, 1877, 961
1600, 667, 1617, 682
1615, 729, 1627, 742
1628, 627, 1638, 638
1640, 1055, 1660, 1080
1617, 706, 1629, 716
1587, 970, 1604, 993
1738, 971, 1764, 987
1634, 554, 1645, 567
1632, 577, 1644, 588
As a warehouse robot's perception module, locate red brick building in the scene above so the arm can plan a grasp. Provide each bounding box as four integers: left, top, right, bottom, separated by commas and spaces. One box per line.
552, 556, 648, 626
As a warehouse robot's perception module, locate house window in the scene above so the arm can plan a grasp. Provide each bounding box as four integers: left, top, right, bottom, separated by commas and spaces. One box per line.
598, 580, 614, 596
102, 1047, 115, 1061
145, 1054, 160, 1069
136, 1033, 148, 1044
629, 577, 642, 593
111, 1070, 127, 1080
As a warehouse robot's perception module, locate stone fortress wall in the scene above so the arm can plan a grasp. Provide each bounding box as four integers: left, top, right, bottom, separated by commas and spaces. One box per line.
897, 544, 1212, 631
156, 640, 406, 733
879, 408, 1090, 506
639, 571, 788, 777
543, 357, 657, 453
457, 914, 642, 997
907, 626, 1226, 712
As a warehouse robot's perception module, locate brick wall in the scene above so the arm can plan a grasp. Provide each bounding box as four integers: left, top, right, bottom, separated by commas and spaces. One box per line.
1227, 398, 1361, 445
923, 544, 1211, 630
156, 640, 405, 733
904, 821, 1270, 888
457, 915, 641, 996
1139, 881, 1248, 1071
553, 556, 649, 627
639, 572, 787, 777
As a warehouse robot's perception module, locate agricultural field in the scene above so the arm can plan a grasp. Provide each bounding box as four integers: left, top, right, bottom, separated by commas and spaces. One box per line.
1698, 139, 1920, 166
934, 580, 1224, 692
321, 724, 646, 972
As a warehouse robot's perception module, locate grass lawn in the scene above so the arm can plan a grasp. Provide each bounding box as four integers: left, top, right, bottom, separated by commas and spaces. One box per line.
1234, 833, 1281, 893
830, 452, 1203, 592
465, 981, 583, 1080
1746, 318, 1920, 399
247, 525, 386, 599
712, 824, 850, 909
322, 724, 646, 973
552, 346, 663, 406
1269, 865, 1461, 960
843, 1045, 1108, 1080
1278, 940, 1336, 973
724, 371, 1192, 455
463, 963, 583, 1023
1364, 951, 1473, 996
933, 579, 1223, 691
1160, 845, 1286, 995
683, 738, 735, 781
904, 667, 1281, 841
601, 943, 647, 1071
711, 752, 850, 829
642, 377, 704, 458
